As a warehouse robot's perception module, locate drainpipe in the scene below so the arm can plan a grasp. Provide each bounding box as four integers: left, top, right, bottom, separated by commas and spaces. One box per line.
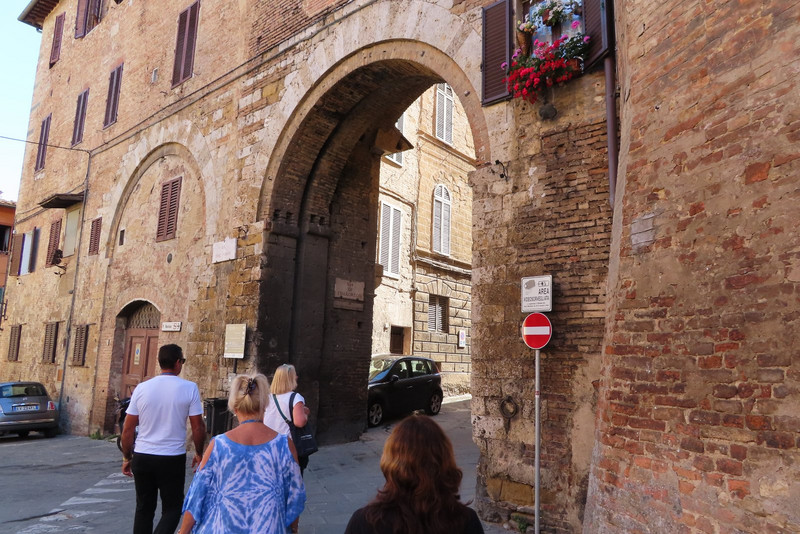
604, 54, 618, 206
57, 152, 92, 424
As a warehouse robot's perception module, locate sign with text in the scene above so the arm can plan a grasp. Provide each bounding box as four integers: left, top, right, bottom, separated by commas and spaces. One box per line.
521, 275, 552, 312
161, 321, 182, 332
224, 323, 246, 359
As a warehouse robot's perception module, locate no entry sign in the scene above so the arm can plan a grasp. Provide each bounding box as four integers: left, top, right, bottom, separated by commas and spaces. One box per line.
522, 313, 552, 349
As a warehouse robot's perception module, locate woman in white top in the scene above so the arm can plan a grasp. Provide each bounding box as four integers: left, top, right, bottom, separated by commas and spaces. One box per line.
264, 364, 311, 474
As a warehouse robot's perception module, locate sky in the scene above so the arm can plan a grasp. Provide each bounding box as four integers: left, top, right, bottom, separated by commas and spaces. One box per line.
0, 1, 42, 202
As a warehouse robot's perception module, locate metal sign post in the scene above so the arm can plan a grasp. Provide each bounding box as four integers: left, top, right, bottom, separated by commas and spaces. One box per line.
535, 347, 541, 534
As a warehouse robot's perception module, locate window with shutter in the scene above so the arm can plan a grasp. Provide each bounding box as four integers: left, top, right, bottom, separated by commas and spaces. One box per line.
72, 89, 89, 146
46, 219, 62, 267
583, 0, 615, 69
156, 177, 182, 242
8, 325, 21, 362
35, 114, 52, 171
43, 322, 59, 364
19, 228, 39, 275
432, 185, 452, 255
72, 325, 89, 366
172, 1, 201, 87
9, 234, 23, 276
435, 84, 454, 145
428, 295, 449, 332
482, 0, 511, 105
50, 13, 65, 67
75, 0, 103, 38
386, 114, 404, 165
378, 201, 402, 277
104, 64, 123, 128
88, 217, 102, 255
0, 225, 11, 253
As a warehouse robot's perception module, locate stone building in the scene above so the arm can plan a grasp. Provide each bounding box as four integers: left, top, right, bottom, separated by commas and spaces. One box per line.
4, 0, 798, 532
373, 84, 476, 395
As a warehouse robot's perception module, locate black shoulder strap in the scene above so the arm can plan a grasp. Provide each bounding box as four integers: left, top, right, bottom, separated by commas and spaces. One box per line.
273, 394, 291, 425
288, 392, 297, 424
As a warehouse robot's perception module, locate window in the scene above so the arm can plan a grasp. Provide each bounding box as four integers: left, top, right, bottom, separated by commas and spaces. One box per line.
43, 322, 59, 364
172, 1, 200, 86
435, 83, 454, 144
379, 201, 402, 276
49, 13, 65, 67
428, 294, 449, 333
18, 228, 40, 276
88, 217, 102, 255
75, 0, 103, 38
0, 225, 11, 253
7, 325, 21, 362
63, 207, 82, 257
45, 219, 62, 267
72, 325, 89, 366
481, 0, 511, 105
104, 64, 123, 127
156, 177, 182, 241
390, 326, 404, 354
386, 113, 404, 165
35, 115, 52, 171
432, 185, 451, 255
72, 89, 89, 146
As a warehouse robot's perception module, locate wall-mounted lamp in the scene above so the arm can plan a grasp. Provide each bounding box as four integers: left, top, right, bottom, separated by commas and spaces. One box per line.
494, 159, 509, 181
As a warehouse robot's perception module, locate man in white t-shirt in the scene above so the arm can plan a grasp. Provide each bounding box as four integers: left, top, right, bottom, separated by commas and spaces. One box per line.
121, 344, 206, 534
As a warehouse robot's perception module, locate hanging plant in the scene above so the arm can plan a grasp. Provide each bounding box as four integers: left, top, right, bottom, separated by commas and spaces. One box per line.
501, 25, 590, 105
535, 0, 569, 27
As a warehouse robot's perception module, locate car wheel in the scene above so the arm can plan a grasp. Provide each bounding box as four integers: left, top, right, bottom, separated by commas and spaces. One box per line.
426, 391, 442, 415
44, 427, 57, 438
17, 430, 30, 438
368, 400, 385, 427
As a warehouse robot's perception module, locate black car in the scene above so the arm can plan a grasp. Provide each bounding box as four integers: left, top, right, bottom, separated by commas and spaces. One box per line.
0, 381, 59, 438
367, 354, 443, 427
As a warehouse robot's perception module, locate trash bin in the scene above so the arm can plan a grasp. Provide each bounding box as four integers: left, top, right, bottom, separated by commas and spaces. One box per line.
204, 398, 234, 437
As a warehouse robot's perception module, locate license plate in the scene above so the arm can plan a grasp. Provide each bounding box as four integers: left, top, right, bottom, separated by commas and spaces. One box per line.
13, 405, 39, 412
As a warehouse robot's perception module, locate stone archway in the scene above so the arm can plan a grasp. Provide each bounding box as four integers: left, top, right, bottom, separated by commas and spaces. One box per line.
256, 42, 488, 443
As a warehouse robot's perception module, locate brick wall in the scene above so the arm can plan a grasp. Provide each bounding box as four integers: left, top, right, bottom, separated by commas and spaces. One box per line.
583, 1, 800, 532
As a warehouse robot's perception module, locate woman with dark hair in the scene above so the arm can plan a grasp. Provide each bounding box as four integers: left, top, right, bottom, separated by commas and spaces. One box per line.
344, 415, 484, 534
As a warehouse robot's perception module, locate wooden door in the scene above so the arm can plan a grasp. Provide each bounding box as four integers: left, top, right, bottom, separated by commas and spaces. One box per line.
121, 328, 159, 397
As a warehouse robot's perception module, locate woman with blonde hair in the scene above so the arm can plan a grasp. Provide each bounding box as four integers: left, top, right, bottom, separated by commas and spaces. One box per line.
344, 415, 484, 534
264, 364, 312, 474
179, 374, 305, 533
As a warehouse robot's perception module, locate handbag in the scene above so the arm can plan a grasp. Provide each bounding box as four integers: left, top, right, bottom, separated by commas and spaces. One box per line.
274, 392, 318, 457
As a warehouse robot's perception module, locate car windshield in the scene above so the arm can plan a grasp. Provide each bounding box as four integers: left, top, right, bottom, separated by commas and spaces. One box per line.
0, 384, 47, 398
368, 358, 396, 381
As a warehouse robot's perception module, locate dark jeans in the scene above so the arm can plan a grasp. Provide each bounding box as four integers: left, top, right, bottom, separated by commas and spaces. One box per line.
131, 452, 187, 534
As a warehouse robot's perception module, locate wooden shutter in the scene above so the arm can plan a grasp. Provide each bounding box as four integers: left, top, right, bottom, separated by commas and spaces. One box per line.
379, 202, 391, 268
104, 65, 123, 127
428, 295, 440, 331
9, 234, 23, 276
50, 13, 65, 66
8, 325, 21, 362
88, 0, 103, 31
72, 89, 89, 146
75, 0, 89, 38
46, 219, 62, 267
35, 115, 52, 171
43, 322, 59, 363
435, 84, 454, 144
172, 1, 200, 86
88, 217, 102, 255
156, 177, 182, 241
482, 0, 511, 105
72, 325, 89, 365
441, 199, 451, 255
584, 0, 615, 70
390, 206, 401, 275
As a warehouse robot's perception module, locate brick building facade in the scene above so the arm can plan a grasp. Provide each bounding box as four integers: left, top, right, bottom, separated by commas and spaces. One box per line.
3, 0, 798, 532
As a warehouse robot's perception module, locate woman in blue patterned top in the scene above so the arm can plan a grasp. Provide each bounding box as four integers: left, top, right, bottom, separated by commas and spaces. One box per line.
178, 374, 306, 534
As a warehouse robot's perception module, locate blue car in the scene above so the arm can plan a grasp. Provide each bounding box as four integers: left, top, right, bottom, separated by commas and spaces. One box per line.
367, 355, 443, 427
0, 382, 59, 438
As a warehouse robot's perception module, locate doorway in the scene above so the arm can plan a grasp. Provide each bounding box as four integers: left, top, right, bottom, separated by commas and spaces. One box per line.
119, 302, 161, 396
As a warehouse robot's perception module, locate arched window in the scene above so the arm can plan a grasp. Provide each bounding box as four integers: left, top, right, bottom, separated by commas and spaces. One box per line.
432, 185, 451, 255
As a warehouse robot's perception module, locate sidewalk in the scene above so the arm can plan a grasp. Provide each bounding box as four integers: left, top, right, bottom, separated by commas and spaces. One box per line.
298, 396, 507, 533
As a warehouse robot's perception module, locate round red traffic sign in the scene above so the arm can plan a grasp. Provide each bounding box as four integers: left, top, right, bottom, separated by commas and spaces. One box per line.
522, 313, 552, 349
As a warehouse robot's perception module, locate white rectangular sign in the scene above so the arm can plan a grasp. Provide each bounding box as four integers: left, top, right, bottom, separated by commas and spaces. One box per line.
161, 321, 182, 332
224, 323, 247, 359
521, 275, 553, 312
